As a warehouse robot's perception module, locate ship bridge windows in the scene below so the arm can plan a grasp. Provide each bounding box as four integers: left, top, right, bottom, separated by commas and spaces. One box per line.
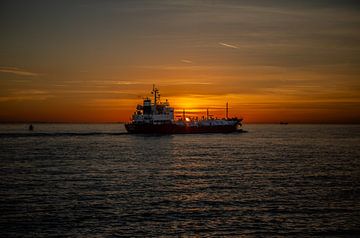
143, 105, 152, 114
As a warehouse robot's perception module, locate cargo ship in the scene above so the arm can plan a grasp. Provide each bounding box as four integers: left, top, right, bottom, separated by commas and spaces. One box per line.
125, 85, 243, 134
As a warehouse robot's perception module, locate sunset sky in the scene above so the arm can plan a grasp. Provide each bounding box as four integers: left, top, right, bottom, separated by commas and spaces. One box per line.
0, 0, 359, 123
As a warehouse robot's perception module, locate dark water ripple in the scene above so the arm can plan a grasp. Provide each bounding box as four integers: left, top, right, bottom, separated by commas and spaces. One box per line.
0, 124, 360, 237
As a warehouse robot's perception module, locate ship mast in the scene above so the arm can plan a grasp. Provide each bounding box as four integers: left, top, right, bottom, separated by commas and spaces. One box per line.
152, 84, 159, 115
226, 102, 228, 119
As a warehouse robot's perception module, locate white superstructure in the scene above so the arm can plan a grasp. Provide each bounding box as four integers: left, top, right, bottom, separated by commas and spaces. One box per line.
131, 85, 174, 124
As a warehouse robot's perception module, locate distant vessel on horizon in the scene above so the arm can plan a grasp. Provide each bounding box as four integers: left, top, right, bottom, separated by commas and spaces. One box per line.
125, 85, 243, 134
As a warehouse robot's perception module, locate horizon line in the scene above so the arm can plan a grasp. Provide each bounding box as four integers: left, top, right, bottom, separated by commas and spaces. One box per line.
0, 121, 359, 125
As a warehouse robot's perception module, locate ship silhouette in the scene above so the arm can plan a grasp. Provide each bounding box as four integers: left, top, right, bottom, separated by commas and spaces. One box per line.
125, 85, 243, 134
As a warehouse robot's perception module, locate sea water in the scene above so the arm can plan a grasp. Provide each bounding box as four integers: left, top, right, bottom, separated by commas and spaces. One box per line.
0, 124, 359, 236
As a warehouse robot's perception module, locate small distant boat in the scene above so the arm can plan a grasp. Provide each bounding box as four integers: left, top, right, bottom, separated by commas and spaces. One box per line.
279, 122, 288, 125
125, 85, 244, 134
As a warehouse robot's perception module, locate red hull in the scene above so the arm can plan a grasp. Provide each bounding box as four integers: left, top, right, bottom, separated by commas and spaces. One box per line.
125, 123, 240, 134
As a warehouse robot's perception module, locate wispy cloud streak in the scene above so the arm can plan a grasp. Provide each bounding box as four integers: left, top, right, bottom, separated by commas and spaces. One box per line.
181, 59, 192, 64
0, 67, 39, 77
219, 42, 239, 49
0, 89, 51, 102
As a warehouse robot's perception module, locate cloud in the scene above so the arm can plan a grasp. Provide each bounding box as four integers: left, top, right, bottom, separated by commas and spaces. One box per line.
0, 67, 40, 77
0, 89, 51, 102
170, 81, 212, 85
181, 59, 192, 64
135, 64, 237, 70
219, 42, 239, 49
115, 81, 143, 85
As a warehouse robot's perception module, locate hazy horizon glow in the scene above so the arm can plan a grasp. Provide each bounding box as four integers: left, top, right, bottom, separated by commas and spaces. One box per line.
0, 0, 359, 123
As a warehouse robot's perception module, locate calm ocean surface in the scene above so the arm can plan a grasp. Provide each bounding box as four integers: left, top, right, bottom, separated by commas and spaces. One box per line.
0, 124, 359, 237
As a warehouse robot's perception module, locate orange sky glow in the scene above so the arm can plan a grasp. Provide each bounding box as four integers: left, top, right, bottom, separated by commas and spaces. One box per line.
0, 1, 359, 123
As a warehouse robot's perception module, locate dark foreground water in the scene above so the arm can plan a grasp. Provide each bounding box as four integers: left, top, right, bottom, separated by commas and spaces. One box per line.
0, 124, 359, 237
